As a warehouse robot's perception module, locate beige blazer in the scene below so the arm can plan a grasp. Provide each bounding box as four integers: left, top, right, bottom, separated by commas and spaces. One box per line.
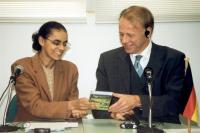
12, 54, 78, 121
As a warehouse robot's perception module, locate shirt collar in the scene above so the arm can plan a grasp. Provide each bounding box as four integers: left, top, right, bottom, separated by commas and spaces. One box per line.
130, 41, 152, 68
140, 41, 152, 60
130, 41, 152, 59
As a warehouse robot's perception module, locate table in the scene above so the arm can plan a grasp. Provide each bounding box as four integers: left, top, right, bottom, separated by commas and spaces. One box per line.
10, 119, 200, 133
82, 119, 200, 133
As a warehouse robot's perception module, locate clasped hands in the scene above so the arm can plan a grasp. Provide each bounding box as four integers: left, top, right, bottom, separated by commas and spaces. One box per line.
108, 93, 141, 120
69, 93, 141, 120
69, 98, 96, 119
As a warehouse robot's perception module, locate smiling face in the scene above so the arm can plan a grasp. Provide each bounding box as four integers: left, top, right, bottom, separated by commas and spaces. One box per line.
119, 17, 150, 54
39, 29, 68, 62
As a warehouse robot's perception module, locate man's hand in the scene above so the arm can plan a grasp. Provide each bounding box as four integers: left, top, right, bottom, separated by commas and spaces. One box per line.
109, 93, 141, 113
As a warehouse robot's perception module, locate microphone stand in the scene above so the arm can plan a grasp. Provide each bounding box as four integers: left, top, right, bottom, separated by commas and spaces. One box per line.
0, 76, 19, 132
137, 80, 164, 133
147, 82, 152, 129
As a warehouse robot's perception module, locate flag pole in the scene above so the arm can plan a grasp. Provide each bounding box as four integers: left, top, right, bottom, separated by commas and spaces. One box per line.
185, 57, 191, 133
187, 118, 191, 133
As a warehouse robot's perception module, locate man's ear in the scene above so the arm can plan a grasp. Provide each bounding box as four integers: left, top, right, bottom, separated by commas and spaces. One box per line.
145, 27, 152, 38
38, 36, 45, 47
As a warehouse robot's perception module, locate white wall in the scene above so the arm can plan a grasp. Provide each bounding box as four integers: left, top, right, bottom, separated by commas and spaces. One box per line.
0, 13, 200, 124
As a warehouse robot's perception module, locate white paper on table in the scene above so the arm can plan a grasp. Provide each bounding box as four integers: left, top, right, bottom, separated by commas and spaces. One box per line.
23, 121, 78, 132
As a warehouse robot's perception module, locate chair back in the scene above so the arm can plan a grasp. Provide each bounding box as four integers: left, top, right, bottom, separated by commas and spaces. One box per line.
6, 95, 17, 123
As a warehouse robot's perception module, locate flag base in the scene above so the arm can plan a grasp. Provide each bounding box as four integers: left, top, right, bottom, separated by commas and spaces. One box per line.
137, 125, 164, 133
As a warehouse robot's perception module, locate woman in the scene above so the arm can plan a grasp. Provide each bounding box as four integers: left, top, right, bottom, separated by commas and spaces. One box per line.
12, 21, 94, 121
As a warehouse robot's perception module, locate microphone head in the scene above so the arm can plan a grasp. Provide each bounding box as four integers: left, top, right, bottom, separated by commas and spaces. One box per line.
144, 67, 153, 82
14, 65, 24, 77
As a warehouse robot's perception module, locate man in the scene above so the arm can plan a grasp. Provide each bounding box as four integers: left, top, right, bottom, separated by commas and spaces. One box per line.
92, 6, 185, 123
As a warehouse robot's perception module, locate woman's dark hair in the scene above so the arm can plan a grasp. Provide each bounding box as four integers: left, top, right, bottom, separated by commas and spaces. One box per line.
32, 21, 67, 51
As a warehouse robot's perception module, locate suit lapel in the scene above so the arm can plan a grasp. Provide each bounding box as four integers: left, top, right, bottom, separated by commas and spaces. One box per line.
32, 54, 52, 101
118, 48, 131, 93
147, 43, 164, 81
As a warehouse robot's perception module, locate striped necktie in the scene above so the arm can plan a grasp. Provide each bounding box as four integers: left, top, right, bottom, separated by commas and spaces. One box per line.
134, 55, 143, 77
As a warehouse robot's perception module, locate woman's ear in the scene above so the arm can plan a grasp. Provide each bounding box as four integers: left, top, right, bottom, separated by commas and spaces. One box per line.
38, 36, 45, 47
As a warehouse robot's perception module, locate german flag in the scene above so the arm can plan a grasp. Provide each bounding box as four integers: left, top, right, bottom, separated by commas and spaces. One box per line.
180, 62, 199, 123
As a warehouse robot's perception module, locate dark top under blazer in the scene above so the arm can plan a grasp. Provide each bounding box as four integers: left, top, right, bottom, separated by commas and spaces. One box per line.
93, 43, 185, 123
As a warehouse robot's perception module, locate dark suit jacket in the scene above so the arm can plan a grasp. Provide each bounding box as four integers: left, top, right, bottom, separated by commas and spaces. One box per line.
93, 43, 185, 123
12, 53, 79, 121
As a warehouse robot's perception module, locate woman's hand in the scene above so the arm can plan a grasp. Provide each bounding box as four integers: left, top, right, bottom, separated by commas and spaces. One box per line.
69, 98, 96, 110
78, 98, 96, 110
71, 109, 88, 118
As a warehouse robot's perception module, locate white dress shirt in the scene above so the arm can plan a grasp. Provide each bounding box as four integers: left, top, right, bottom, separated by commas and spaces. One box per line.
130, 41, 152, 70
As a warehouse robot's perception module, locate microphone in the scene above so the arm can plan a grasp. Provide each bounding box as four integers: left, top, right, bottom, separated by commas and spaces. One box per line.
0, 65, 23, 132
137, 67, 164, 133
10, 65, 24, 82
14, 65, 24, 77
144, 67, 153, 83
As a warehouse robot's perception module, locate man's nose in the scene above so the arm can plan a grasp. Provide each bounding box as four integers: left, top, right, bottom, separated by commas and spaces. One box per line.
121, 35, 129, 43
